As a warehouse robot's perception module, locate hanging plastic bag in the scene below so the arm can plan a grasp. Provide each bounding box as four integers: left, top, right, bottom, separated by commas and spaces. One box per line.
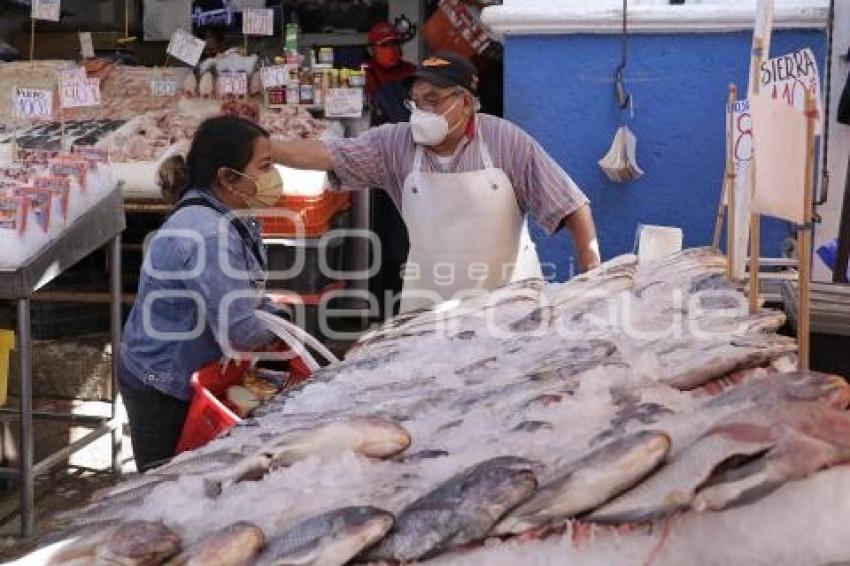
598, 124, 644, 183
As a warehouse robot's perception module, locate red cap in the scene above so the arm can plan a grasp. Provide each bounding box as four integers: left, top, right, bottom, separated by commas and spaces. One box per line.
368, 22, 400, 45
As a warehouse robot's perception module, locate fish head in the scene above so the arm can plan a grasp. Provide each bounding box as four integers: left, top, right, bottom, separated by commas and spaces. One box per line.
346, 417, 412, 458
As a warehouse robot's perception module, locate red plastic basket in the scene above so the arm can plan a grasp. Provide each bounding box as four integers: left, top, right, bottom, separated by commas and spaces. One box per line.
175, 352, 313, 454
258, 192, 351, 237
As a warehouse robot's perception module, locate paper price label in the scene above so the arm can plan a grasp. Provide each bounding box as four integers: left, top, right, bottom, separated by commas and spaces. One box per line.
324, 88, 364, 118
260, 65, 290, 89
79, 32, 94, 59
59, 78, 101, 108
59, 66, 86, 83
218, 72, 247, 96
14, 88, 53, 120
242, 8, 274, 36
32, 0, 60, 22
150, 79, 177, 97
167, 28, 205, 67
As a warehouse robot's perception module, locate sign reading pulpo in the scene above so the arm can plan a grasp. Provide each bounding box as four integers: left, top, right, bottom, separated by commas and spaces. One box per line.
59, 77, 101, 108
15, 88, 53, 120
166, 28, 206, 67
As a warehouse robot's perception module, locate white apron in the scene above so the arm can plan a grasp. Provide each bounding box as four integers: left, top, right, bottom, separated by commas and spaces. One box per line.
399, 135, 542, 313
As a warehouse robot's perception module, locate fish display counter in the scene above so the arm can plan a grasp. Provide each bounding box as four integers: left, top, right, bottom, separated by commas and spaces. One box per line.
18, 247, 850, 565
0, 59, 337, 200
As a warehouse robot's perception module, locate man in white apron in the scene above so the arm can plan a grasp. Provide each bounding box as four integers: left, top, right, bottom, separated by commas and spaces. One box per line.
272, 52, 600, 313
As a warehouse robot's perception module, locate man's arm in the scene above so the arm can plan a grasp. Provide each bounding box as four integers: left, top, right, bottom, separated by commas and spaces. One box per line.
562, 203, 601, 272
271, 139, 334, 171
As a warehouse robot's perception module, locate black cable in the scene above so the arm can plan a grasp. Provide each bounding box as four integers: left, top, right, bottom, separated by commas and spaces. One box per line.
614, 0, 630, 109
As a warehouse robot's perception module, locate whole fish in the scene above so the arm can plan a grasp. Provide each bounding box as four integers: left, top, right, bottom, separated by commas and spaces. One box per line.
703, 370, 850, 410
94, 520, 182, 565
368, 456, 538, 561
166, 521, 264, 566
56, 479, 168, 525
657, 335, 798, 390
693, 403, 850, 512
204, 417, 410, 496
255, 507, 393, 566
493, 430, 670, 535
589, 414, 784, 523
149, 449, 247, 477
27, 523, 122, 565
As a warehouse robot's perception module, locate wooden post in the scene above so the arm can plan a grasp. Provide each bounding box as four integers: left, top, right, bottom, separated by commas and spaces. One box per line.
749, 38, 764, 312
798, 89, 818, 370
29, 18, 36, 64
725, 84, 738, 278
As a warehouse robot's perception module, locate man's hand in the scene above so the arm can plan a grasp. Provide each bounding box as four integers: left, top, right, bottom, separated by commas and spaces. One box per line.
271, 139, 335, 171
562, 204, 601, 273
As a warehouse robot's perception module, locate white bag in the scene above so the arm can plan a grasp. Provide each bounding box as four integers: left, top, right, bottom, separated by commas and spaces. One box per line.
598, 125, 644, 183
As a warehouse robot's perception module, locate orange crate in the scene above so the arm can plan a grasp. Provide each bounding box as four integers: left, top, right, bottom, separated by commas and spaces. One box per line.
259, 191, 351, 237
175, 352, 312, 454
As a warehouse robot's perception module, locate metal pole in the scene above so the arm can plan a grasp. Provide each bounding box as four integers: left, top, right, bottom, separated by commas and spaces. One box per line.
17, 298, 33, 538
109, 235, 123, 478
749, 38, 764, 312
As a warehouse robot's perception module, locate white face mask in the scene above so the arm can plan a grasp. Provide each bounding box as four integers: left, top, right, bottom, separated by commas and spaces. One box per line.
410, 98, 463, 146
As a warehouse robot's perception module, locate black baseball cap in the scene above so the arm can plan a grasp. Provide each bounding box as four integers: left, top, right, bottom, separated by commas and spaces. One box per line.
407, 51, 479, 95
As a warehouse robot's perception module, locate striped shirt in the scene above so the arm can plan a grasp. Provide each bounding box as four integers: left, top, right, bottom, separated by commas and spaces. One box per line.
323, 113, 589, 234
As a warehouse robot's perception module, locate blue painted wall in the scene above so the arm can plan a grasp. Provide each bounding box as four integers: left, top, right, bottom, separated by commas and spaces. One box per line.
505, 30, 826, 281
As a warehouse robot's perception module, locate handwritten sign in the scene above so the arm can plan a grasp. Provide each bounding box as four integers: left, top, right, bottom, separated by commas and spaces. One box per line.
242, 8, 274, 36
727, 99, 752, 280
260, 65, 291, 89
759, 47, 822, 132
31, 0, 60, 22
79, 32, 94, 59
218, 72, 247, 96
150, 79, 177, 97
167, 28, 205, 67
59, 66, 86, 83
324, 88, 364, 118
59, 78, 101, 108
14, 88, 53, 120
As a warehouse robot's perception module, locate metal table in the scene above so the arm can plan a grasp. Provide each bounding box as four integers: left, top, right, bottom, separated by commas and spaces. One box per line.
0, 187, 125, 538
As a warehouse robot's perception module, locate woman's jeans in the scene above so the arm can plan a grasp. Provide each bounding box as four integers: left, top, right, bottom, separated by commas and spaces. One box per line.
118, 359, 189, 472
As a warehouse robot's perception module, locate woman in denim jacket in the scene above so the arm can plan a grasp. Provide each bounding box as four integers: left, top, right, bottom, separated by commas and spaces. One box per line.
120, 116, 286, 471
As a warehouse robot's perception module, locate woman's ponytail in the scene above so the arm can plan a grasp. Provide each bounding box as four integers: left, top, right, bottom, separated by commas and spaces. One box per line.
157, 155, 190, 204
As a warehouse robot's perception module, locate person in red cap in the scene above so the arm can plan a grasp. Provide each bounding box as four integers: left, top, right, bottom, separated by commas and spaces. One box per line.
365, 22, 417, 125
365, 22, 418, 317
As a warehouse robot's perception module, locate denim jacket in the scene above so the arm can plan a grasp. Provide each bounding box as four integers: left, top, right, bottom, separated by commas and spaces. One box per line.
120, 189, 277, 401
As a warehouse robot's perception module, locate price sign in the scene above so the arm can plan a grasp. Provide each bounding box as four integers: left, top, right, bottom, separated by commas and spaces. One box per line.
218, 72, 247, 96
167, 28, 205, 67
31, 0, 60, 22
150, 79, 177, 97
324, 88, 364, 118
79, 32, 94, 59
14, 88, 53, 120
260, 65, 291, 89
59, 66, 86, 84
59, 78, 101, 108
242, 8, 274, 36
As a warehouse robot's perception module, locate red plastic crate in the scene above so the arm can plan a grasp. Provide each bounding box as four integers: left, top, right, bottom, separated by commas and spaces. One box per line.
258, 191, 351, 237
175, 352, 313, 454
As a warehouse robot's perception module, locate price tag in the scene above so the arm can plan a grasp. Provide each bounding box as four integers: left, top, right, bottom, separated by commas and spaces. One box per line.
166, 28, 205, 67
14, 88, 53, 120
242, 8, 274, 36
59, 66, 86, 83
59, 78, 101, 108
150, 79, 177, 97
218, 72, 247, 96
260, 65, 291, 89
79, 32, 94, 59
31, 0, 60, 22
324, 88, 364, 118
